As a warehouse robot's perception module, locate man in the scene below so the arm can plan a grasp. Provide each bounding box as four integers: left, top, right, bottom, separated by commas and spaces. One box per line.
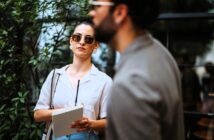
89, 0, 185, 140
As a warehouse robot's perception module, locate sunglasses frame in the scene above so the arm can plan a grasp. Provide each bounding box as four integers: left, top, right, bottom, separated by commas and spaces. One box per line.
89, 0, 115, 10
71, 34, 95, 45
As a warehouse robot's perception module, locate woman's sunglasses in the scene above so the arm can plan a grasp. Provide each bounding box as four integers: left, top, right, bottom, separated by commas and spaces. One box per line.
71, 34, 95, 45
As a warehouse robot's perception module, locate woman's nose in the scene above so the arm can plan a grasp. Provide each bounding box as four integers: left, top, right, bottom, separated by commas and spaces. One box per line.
79, 37, 85, 45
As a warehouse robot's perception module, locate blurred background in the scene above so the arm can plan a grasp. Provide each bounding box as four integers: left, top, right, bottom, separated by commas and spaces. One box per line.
0, 0, 213, 139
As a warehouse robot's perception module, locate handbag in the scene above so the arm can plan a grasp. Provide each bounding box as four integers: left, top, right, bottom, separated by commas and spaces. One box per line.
42, 69, 61, 140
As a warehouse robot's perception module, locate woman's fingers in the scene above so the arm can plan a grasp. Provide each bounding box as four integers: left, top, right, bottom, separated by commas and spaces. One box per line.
76, 127, 88, 132
71, 117, 90, 130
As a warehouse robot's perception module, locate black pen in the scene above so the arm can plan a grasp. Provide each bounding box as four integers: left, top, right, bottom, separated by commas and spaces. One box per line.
75, 80, 80, 106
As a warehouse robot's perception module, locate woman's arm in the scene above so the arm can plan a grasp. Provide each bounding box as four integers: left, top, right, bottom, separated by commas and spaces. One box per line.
34, 70, 60, 122
34, 109, 57, 122
88, 118, 106, 131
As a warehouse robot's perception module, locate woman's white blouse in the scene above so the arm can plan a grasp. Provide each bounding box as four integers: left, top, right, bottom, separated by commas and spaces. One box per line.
34, 65, 112, 120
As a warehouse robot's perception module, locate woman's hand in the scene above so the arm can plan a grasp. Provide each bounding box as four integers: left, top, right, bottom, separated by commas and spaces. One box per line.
71, 117, 93, 132
71, 116, 106, 132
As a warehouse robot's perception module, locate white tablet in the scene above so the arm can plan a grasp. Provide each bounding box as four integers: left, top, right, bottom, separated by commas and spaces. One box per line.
52, 105, 83, 138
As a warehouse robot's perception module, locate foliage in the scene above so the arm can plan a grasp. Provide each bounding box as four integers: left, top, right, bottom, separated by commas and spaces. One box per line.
0, 0, 42, 139
0, 0, 90, 139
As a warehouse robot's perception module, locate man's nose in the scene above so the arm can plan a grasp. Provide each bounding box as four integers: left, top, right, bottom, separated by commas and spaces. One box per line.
88, 10, 95, 18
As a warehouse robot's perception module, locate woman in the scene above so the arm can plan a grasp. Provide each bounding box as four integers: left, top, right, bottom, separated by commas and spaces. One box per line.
34, 21, 112, 140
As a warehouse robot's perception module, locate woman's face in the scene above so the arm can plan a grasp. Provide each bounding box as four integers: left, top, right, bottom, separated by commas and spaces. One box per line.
70, 24, 98, 59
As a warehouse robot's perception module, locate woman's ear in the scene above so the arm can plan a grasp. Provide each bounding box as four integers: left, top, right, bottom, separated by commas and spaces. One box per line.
94, 41, 99, 50
69, 37, 74, 50
93, 41, 99, 54
69, 37, 73, 44
69, 45, 73, 50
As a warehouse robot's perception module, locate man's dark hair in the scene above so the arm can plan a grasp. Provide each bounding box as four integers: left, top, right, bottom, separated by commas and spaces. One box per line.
112, 0, 160, 29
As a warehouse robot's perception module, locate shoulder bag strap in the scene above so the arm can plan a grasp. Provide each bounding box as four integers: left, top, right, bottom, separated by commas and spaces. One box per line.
50, 69, 56, 109
45, 69, 61, 140
50, 69, 61, 109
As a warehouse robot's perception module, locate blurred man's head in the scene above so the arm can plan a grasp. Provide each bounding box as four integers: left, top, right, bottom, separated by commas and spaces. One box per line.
89, 0, 160, 43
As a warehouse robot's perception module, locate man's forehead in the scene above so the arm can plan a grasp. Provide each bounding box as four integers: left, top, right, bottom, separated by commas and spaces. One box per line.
90, 0, 114, 5
94, 0, 112, 1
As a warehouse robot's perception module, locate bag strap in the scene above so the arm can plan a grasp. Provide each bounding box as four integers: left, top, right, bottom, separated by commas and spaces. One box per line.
45, 69, 61, 140
45, 123, 53, 140
97, 92, 104, 120
50, 69, 61, 109
97, 91, 106, 140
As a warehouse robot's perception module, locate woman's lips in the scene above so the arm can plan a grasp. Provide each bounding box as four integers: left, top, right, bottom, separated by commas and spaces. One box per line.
77, 47, 86, 51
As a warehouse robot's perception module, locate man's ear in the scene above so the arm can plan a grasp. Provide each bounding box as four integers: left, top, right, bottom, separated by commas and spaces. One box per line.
113, 4, 128, 25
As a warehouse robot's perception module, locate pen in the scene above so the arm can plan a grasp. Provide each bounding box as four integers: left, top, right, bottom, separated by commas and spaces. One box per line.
75, 80, 80, 106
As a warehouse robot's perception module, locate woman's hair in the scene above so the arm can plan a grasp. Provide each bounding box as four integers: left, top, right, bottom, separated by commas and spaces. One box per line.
78, 20, 94, 29
74, 20, 96, 39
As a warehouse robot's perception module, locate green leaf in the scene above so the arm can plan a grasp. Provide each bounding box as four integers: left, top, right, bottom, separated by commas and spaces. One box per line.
11, 97, 19, 102
20, 98, 25, 103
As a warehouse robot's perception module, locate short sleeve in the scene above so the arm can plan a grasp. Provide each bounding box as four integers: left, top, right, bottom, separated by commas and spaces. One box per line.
99, 77, 112, 118
34, 70, 54, 111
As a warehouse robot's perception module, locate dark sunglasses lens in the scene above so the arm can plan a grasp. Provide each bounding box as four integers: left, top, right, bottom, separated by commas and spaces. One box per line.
89, 5, 101, 10
85, 36, 94, 44
72, 35, 81, 42
89, 5, 95, 10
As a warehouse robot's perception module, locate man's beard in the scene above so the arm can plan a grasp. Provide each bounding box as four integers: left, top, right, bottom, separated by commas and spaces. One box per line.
94, 15, 117, 44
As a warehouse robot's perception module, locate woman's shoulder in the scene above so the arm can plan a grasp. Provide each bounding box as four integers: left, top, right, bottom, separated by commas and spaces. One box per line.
92, 65, 112, 82
54, 65, 69, 74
